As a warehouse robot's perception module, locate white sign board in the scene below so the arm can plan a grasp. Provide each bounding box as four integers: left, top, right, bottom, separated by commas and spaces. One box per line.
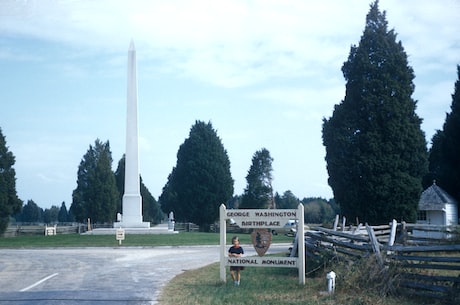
227, 256, 298, 268
219, 204, 305, 285
116, 228, 125, 245
225, 209, 297, 228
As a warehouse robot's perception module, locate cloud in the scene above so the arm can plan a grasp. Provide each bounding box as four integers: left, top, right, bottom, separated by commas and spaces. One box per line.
2, 0, 458, 90
0, 0, 362, 88
1, 0, 459, 207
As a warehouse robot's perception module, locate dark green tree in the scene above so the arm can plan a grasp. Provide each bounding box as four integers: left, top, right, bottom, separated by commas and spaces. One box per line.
114, 155, 163, 224
43, 205, 59, 224
322, 1, 428, 224
427, 65, 460, 207
0, 128, 22, 233
140, 177, 163, 224
70, 139, 119, 223
159, 121, 234, 231
240, 148, 275, 209
20, 199, 43, 223
58, 202, 68, 222
274, 190, 299, 209
302, 198, 336, 224
226, 195, 241, 209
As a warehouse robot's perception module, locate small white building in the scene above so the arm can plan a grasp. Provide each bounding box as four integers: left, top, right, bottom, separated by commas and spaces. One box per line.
415, 181, 458, 239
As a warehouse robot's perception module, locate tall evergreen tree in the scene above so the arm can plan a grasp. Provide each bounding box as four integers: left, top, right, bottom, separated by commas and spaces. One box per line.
114, 155, 163, 224
20, 199, 43, 223
159, 121, 234, 231
240, 148, 275, 209
140, 177, 163, 224
0, 128, 22, 233
274, 190, 299, 209
322, 1, 428, 224
70, 139, 119, 223
427, 65, 460, 207
58, 201, 68, 222
43, 205, 59, 224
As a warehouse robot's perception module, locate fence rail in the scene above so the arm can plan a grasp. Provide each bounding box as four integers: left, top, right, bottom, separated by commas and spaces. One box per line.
293, 218, 460, 302
174, 222, 200, 232
3, 224, 86, 237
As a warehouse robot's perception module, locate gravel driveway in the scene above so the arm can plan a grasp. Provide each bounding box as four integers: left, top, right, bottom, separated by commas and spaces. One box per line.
0, 244, 289, 304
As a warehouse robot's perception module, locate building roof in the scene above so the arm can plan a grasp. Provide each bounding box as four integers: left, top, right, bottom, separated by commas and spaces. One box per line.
419, 181, 458, 211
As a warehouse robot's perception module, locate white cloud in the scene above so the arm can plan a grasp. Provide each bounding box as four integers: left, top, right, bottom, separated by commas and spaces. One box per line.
1, 0, 459, 207
2, 0, 457, 89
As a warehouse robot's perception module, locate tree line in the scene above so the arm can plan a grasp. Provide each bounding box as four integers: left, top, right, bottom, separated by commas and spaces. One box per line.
8, 140, 164, 227
14, 200, 70, 224
69, 140, 163, 225
1, 1, 459, 235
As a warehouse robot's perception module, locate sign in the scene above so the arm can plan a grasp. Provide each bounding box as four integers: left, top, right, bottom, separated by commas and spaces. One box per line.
226, 256, 298, 268
219, 204, 305, 285
225, 209, 297, 228
45, 225, 56, 236
116, 228, 125, 245
251, 229, 272, 256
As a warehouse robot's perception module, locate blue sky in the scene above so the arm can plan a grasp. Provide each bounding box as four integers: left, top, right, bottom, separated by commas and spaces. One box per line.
1, 0, 459, 209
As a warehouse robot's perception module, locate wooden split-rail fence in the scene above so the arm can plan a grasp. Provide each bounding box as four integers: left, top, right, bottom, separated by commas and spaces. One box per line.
290, 217, 460, 302
3, 224, 87, 237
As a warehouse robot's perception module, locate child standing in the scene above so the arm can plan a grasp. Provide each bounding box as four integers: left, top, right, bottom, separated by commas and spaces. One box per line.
228, 236, 244, 286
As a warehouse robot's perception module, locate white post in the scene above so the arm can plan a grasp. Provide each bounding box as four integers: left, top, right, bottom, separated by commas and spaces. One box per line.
298, 203, 305, 285
220, 204, 227, 282
327, 271, 336, 293
388, 219, 397, 246
333, 214, 339, 231
387, 219, 397, 255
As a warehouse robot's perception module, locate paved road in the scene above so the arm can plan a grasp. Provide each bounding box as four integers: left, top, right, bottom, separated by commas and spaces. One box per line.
0, 244, 290, 305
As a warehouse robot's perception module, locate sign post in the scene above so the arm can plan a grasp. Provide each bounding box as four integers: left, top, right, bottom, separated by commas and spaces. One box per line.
219, 204, 227, 282
116, 228, 125, 245
298, 203, 305, 284
220, 204, 305, 285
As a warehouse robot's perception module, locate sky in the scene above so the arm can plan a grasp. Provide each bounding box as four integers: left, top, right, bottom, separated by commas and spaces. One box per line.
0, 0, 459, 210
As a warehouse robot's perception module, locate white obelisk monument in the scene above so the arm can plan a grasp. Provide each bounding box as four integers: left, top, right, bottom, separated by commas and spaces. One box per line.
116, 41, 150, 228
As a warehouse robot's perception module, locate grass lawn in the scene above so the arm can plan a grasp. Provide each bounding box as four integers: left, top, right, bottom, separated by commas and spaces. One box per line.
158, 261, 422, 305
0, 231, 292, 248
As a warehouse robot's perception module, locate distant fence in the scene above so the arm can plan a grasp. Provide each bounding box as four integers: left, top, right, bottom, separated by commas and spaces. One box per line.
174, 222, 200, 232
292, 218, 460, 302
3, 224, 87, 237
3, 222, 195, 236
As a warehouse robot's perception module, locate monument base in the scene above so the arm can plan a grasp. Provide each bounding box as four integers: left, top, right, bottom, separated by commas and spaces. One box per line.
87, 225, 179, 235
113, 221, 151, 228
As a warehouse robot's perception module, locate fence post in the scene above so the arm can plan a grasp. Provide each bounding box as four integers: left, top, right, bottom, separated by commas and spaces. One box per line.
400, 221, 407, 245
353, 223, 363, 235
333, 215, 339, 231
388, 219, 397, 246
366, 223, 383, 267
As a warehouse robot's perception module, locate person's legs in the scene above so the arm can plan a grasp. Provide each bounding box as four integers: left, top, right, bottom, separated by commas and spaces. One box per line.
230, 270, 236, 281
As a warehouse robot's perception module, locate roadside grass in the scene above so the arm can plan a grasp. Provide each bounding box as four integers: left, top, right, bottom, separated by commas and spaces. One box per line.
0, 232, 292, 248
159, 261, 421, 305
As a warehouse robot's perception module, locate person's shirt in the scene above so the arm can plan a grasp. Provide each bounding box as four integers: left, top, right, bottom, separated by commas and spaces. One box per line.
229, 245, 244, 256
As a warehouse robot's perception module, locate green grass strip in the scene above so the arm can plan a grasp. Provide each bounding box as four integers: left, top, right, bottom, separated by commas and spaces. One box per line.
0, 232, 292, 248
